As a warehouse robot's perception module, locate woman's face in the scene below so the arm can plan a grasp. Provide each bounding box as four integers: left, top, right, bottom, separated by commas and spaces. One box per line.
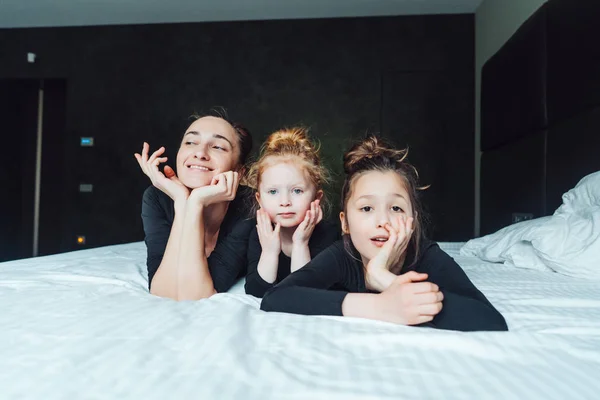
340, 170, 414, 265
176, 116, 240, 189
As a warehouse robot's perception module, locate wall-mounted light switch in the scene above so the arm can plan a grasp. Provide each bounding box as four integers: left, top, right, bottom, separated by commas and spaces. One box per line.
79, 184, 93, 193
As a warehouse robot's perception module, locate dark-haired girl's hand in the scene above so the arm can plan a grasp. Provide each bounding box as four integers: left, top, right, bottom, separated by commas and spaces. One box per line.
256, 209, 281, 255
135, 142, 189, 203
376, 271, 443, 325
367, 215, 414, 273
292, 200, 323, 245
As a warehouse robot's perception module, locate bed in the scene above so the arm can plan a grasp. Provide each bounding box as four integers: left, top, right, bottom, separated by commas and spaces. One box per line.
1, 241, 599, 399
3, 0, 600, 398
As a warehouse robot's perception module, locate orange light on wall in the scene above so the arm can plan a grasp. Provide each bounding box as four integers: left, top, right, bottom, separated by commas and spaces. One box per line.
76, 236, 86, 245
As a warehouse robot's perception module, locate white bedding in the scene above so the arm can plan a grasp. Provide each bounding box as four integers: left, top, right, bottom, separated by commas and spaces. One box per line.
1, 242, 599, 400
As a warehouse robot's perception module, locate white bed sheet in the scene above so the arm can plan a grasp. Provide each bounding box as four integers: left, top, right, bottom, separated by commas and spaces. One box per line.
1, 242, 599, 400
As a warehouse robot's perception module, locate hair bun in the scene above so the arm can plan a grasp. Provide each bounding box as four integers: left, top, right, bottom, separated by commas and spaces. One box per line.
264, 127, 314, 156
343, 135, 408, 174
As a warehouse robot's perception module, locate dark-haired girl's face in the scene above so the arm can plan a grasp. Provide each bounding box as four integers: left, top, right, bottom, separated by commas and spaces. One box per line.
176, 116, 240, 188
340, 170, 414, 265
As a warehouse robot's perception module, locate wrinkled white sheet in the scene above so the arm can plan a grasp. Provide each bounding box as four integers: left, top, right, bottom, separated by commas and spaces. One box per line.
1, 242, 599, 400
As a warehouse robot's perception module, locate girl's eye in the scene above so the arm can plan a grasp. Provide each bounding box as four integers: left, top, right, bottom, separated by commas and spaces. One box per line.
213, 145, 226, 151
185, 141, 195, 146
268, 189, 277, 195
292, 188, 303, 195
360, 206, 373, 212
392, 206, 404, 212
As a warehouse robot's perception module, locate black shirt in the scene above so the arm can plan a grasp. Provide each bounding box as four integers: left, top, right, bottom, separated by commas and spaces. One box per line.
245, 220, 340, 298
261, 239, 508, 332
141, 185, 254, 292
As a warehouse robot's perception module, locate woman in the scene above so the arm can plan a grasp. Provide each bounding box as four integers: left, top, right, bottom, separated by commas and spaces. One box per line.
135, 112, 253, 301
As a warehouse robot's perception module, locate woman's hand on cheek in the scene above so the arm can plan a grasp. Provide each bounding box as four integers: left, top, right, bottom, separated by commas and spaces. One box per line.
189, 171, 239, 207
257, 209, 281, 255
292, 200, 322, 245
134, 142, 189, 203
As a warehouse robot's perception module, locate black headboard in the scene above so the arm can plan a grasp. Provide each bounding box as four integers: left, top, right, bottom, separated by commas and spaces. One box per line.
480, 0, 600, 236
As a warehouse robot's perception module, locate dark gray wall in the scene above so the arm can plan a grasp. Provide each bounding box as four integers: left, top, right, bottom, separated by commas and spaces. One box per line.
0, 14, 474, 256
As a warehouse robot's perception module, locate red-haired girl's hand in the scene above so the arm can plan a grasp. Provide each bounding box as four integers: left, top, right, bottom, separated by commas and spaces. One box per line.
292, 200, 323, 245
134, 142, 189, 203
256, 209, 281, 255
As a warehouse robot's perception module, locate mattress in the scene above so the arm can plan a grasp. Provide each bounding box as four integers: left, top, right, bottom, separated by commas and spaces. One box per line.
1, 242, 599, 399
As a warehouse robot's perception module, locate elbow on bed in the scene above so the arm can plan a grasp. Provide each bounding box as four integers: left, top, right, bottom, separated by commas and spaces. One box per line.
488, 312, 509, 331
260, 287, 280, 312
245, 282, 265, 299
473, 309, 509, 332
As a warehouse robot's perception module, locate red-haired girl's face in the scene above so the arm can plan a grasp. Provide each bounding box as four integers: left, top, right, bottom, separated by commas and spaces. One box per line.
256, 159, 322, 228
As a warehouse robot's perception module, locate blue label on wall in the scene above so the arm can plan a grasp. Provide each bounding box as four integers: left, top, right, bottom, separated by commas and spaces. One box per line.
80, 137, 94, 146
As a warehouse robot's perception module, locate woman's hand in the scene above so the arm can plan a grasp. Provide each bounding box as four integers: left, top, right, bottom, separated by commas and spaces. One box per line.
134, 142, 189, 203
256, 209, 281, 256
376, 271, 443, 325
367, 215, 414, 274
292, 200, 323, 245
189, 171, 239, 207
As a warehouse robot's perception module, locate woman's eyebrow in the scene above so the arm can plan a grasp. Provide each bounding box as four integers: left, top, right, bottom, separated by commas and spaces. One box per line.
183, 131, 234, 148
212, 133, 234, 148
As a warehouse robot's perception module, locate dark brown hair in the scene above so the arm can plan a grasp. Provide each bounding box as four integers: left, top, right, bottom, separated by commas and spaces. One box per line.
190, 108, 253, 166
341, 134, 428, 269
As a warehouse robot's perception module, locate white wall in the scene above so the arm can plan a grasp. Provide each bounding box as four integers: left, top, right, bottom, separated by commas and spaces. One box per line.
474, 0, 548, 236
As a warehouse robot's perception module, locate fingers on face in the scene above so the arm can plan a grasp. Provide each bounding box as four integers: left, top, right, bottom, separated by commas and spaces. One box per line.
316, 203, 323, 224
257, 210, 270, 234
406, 216, 414, 236
232, 171, 240, 191
384, 223, 398, 245
303, 210, 312, 228
225, 171, 233, 189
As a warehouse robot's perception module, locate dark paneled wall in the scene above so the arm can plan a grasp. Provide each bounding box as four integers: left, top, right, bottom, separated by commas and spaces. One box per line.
0, 15, 474, 255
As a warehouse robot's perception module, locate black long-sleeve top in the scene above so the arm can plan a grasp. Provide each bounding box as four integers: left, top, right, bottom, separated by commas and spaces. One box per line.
245, 220, 340, 298
261, 239, 508, 332
141, 185, 254, 292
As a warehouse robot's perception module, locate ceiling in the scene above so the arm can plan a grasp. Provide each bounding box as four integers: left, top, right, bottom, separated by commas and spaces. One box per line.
0, 0, 482, 29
